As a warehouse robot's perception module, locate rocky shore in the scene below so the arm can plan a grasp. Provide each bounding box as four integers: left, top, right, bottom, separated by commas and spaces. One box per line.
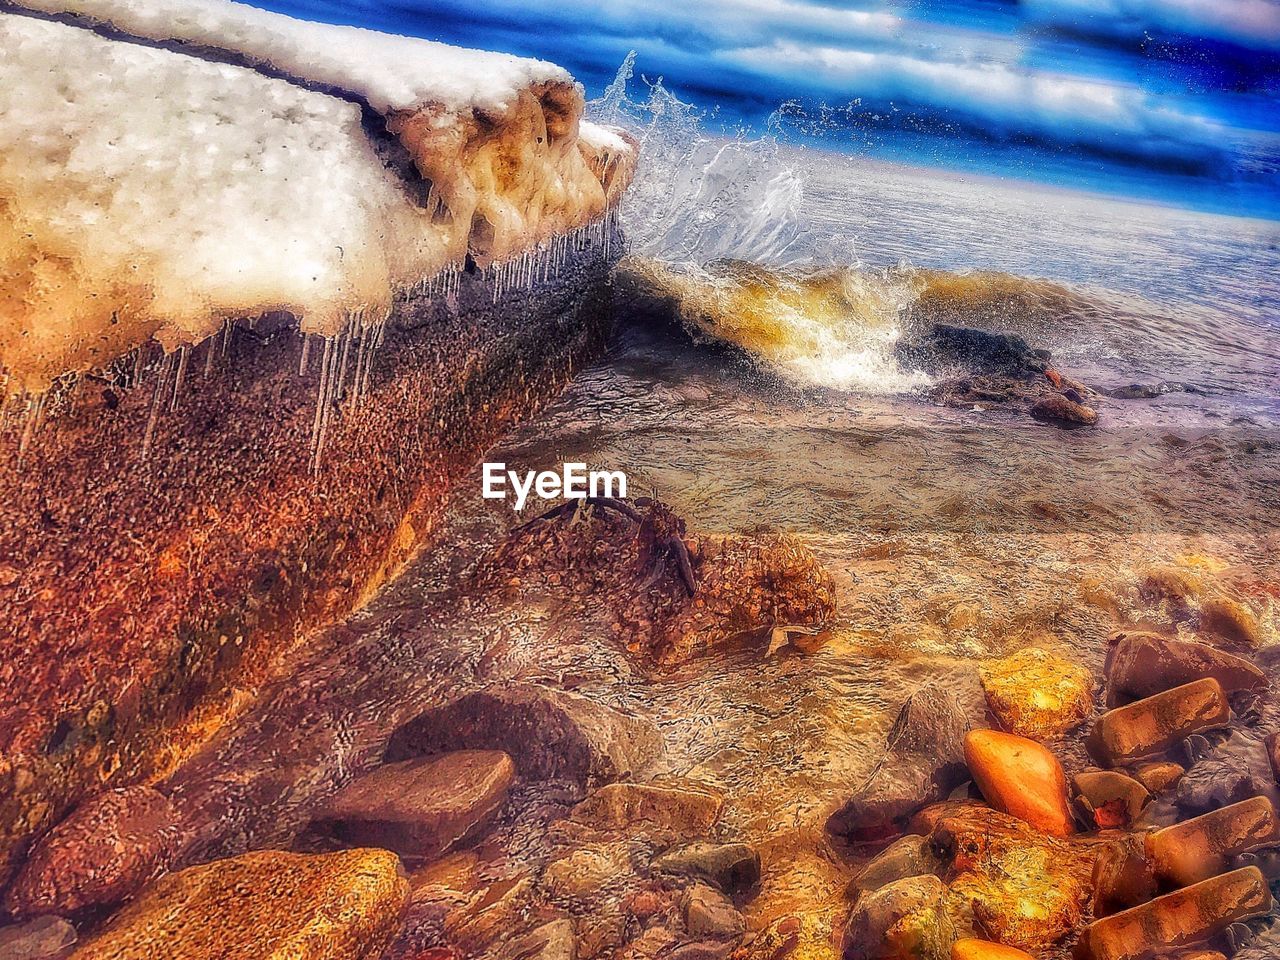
0, 485, 1274, 959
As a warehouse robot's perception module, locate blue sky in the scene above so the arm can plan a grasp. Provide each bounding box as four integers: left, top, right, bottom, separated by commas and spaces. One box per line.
249, 0, 1280, 216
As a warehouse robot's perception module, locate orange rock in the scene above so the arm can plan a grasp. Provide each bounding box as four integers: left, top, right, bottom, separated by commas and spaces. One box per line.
1074, 866, 1272, 960
1088, 679, 1230, 767
953, 940, 1035, 960
1147, 796, 1278, 887
964, 730, 1075, 837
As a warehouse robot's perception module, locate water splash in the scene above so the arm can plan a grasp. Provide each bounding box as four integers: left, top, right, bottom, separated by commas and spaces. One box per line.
589, 55, 811, 267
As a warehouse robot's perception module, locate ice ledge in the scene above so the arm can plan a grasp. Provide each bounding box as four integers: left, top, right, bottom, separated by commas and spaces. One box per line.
0, 0, 637, 391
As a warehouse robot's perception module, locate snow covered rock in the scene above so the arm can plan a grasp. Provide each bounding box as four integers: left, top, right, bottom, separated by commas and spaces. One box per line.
0, 0, 635, 390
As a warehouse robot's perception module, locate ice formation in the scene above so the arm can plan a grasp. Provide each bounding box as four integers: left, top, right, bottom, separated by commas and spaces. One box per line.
0, 1, 635, 391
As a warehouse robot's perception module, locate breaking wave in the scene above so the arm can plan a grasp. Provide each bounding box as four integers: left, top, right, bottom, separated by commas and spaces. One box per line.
619, 256, 1104, 394
589, 54, 1153, 396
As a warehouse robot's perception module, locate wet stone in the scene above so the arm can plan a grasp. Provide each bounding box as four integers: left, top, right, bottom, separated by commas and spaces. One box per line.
1074, 866, 1273, 960
1091, 835, 1158, 917
1133, 761, 1184, 795
1198, 596, 1263, 647
0, 916, 77, 959
567, 779, 722, 842
70, 849, 408, 960
496, 919, 577, 960
1030, 392, 1098, 426
951, 940, 1035, 960
1088, 678, 1231, 767
652, 842, 761, 896
312, 750, 515, 861
385, 682, 663, 796
979, 647, 1094, 739
3, 785, 182, 920
1147, 796, 1278, 888
1267, 733, 1280, 785
852, 835, 940, 900
929, 803, 1090, 951
683, 882, 745, 939
827, 687, 973, 841
1104, 631, 1267, 707
841, 874, 955, 960
1072, 770, 1151, 830
541, 841, 636, 902
964, 729, 1075, 837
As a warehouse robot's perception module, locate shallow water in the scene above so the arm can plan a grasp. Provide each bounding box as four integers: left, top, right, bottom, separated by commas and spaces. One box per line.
162, 155, 1280, 955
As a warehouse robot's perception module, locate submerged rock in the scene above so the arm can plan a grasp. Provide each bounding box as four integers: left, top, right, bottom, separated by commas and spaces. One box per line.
1133, 761, 1185, 795
652, 842, 761, 895
1103, 631, 1267, 707
1147, 796, 1278, 888
926, 802, 1092, 950
951, 941, 1035, 960
385, 682, 662, 795
4, 785, 182, 920
496, 919, 578, 960
541, 841, 637, 902
841, 874, 954, 960
312, 750, 515, 860
683, 883, 745, 939
1030, 392, 1098, 426
1072, 770, 1151, 830
1198, 596, 1264, 647
827, 688, 973, 841
71, 848, 408, 960
1091, 835, 1157, 917
566, 780, 723, 843
0, 916, 77, 959
852, 835, 940, 901
964, 730, 1075, 837
1074, 866, 1273, 960
979, 647, 1094, 739
895, 325, 1049, 379
1088, 678, 1231, 767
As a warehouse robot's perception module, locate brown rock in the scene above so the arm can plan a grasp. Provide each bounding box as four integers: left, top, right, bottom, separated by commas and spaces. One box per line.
928, 802, 1092, 950
1147, 795, 1278, 887
385, 683, 663, 795
1074, 866, 1272, 960
980, 647, 1094, 739
1072, 770, 1151, 830
1267, 732, 1280, 785
683, 883, 745, 939
3, 786, 181, 919
1088, 679, 1231, 767
841, 875, 955, 960
541, 841, 636, 901
1091, 835, 1157, 917
443, 875, 537, 955
567, 780, 722, 841
964, 729, 1075, 836
652, 842, 761, 895
1198, 596, 1263, 646
827, 687, 973, 840
496, 919, 577, 960
1031, 393, 1098, 426
1133, 761, 1184, 794
951, 941, 1035, 960
71, 849, 408, 960
1104, 630, 1267, 707
852, 835, 939, 900
0, 916, 77, 959
313, 751, 514, 860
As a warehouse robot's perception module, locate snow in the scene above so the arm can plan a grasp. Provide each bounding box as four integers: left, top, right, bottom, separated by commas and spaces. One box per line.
15, 0, 573, 116
0, 2, 636, 390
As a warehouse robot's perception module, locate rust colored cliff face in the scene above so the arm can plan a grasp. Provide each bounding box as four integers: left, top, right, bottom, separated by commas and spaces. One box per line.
0, 231, 623, 885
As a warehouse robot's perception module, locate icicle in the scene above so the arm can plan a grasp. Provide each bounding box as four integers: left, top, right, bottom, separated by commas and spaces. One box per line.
309, 336, 334, 468
142, 352, 174, 461
299, 333, 312, 376
312, 332, 342, 475
17, 391, 45, 464
203, 336, 217, 379
169, 345, 189, 412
